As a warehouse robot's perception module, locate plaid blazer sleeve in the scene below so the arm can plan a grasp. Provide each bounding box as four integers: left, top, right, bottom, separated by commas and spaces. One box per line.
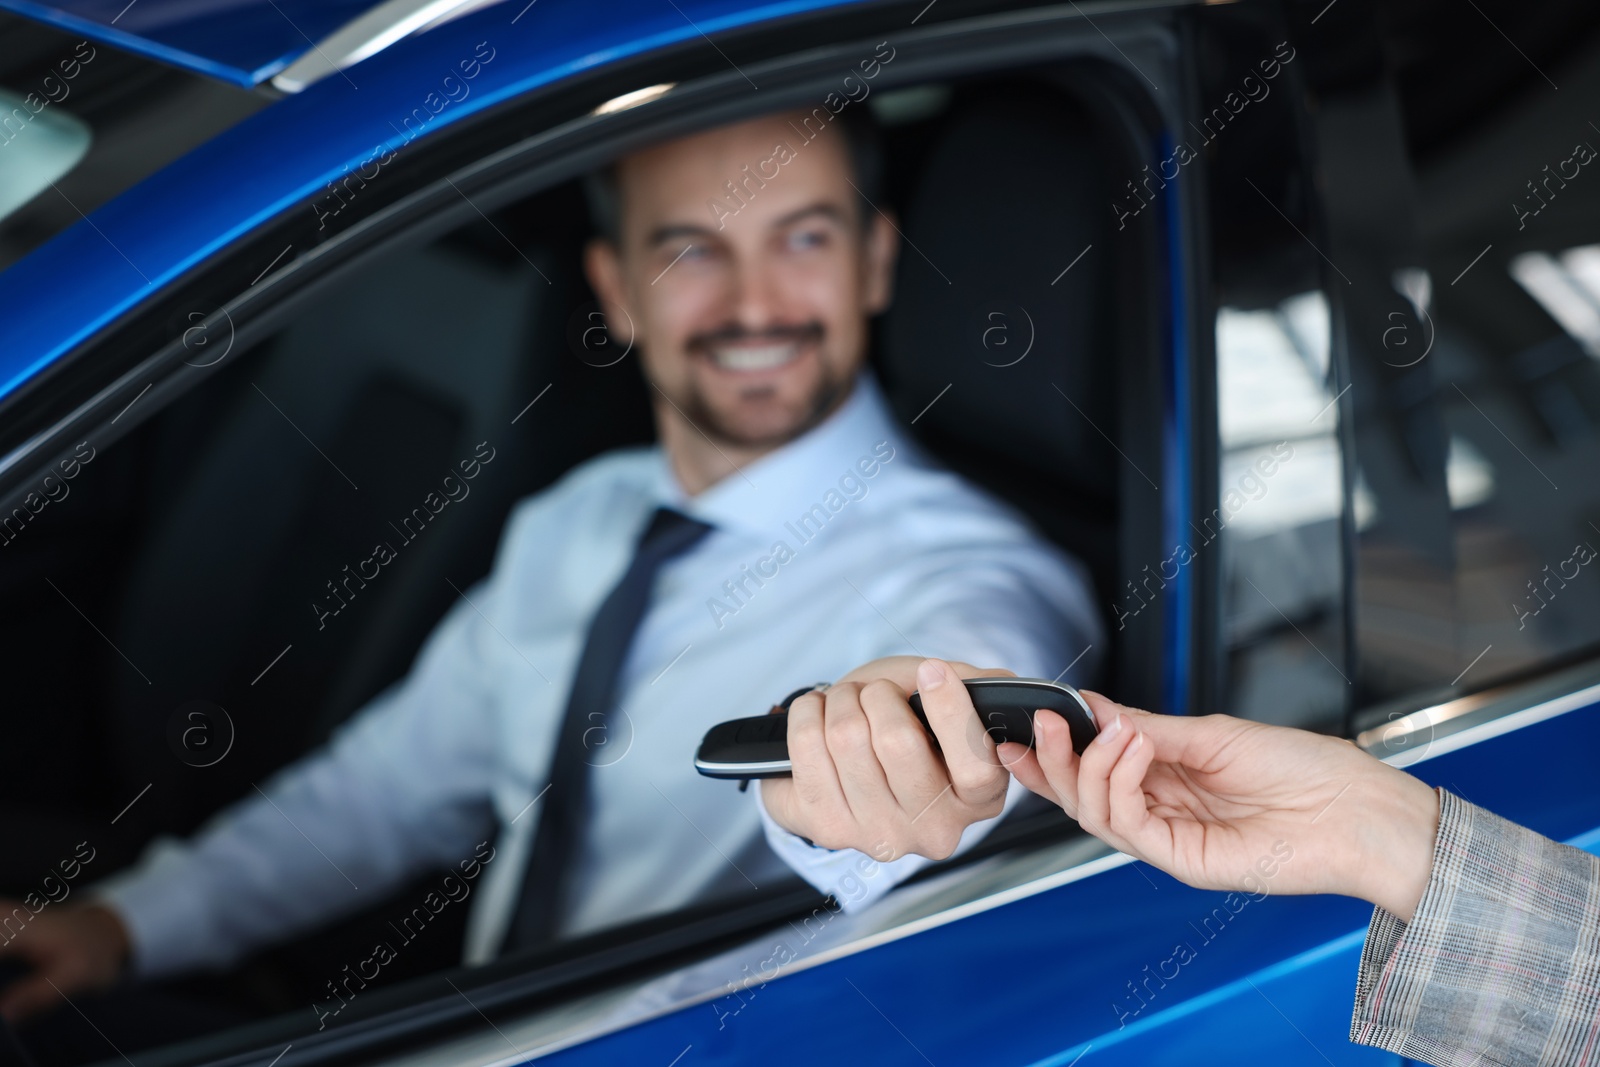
1350, 789, 1600, 1066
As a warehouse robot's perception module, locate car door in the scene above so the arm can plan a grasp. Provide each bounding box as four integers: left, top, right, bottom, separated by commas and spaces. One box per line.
3, 0, 1594, 1065
0, 1, 1191, 1064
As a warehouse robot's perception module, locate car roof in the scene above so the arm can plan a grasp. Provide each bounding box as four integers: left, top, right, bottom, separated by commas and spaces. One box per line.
0, 0, 871, 401
0, 0, 380, 86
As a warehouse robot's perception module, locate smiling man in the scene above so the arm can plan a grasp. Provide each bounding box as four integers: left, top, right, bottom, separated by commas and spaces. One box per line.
582, 107, 892, 489
0, 104, 1100, 1033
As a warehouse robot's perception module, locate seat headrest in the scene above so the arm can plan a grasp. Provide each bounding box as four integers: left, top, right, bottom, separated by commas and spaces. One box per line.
878, 83, 1119, 507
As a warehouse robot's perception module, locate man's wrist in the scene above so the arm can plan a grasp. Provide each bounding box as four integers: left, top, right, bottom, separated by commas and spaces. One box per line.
80, 902, 133, 976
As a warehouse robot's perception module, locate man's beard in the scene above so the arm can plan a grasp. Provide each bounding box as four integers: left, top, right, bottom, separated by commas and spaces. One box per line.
669, 321, 851, 449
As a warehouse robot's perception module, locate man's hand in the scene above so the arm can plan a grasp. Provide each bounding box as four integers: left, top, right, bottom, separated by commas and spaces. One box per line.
0, 902, 130, 1021
1000, 692, 1441, 921
759, 656, 1016, 862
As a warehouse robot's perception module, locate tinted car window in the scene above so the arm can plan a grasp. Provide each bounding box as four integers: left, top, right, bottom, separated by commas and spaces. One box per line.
1198, 15, 1348, 732
1397, 11, 1600, 689
0, 13, 265, 272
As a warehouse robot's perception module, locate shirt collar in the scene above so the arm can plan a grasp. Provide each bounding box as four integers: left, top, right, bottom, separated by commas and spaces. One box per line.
651, 370, 913, 537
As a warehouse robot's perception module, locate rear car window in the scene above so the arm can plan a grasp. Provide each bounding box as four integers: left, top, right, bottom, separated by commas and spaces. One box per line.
0, 12, 265, 273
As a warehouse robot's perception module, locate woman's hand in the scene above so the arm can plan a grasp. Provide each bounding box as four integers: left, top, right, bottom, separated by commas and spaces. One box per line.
999, 692, 1440, 920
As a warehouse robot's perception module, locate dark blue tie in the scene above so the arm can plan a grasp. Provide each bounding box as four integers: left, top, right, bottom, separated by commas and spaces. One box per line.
501, 506, 714, 952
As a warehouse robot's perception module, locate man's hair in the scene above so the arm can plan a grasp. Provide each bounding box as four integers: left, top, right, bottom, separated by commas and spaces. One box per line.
581, 103, 886, 245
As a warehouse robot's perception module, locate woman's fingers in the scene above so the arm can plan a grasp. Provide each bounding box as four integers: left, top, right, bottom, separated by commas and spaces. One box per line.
1075, 710, 1139, 832
1105, 726, 1164, 863
1080, 690, 1153, 724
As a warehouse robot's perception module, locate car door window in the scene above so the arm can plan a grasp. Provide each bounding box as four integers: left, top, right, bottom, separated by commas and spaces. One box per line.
1198, 12, 1349, 732
0, 10, 1185, 1065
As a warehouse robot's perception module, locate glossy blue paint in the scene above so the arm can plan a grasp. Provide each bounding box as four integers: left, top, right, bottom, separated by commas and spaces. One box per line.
529, 698, 1600, 1065
0, 0, 867, 402
0, 0, 373, 86
1024, 929, 1391, 1066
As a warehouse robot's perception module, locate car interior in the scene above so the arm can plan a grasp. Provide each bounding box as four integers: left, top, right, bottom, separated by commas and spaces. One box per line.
0, 63, 1164, 1065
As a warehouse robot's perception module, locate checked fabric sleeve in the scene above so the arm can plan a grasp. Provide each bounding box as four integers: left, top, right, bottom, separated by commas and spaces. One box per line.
1350, 789, 1600, 1067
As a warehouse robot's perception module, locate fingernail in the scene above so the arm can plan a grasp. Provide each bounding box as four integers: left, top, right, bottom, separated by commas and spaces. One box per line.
1097, 712, 1124, 745
917, 658, 945, 690
1128, 731, 1143, 754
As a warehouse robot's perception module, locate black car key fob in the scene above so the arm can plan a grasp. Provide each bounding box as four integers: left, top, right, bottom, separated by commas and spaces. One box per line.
694, 677, 1098, 779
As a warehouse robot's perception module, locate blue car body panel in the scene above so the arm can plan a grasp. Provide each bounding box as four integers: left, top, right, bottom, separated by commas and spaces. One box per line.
0, 0, 375, 85
0, 0, 864, 402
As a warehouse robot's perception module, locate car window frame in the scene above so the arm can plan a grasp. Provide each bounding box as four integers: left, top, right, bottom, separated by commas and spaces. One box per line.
0, 5, 1198, 1067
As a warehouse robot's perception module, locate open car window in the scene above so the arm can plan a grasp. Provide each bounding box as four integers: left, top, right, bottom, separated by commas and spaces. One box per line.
0, 6, 1205, 1064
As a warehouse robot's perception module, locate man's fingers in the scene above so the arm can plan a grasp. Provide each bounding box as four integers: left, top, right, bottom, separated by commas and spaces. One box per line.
832, 655, 924, 695
1030, 709, 1083, 816
785, 689, 848, 823
997, 743, 1057, 805
822, 684, 896, 826
858, 678, 946, 813
0, 975, 61, 1023
915, 659, 1005, 804
830, 657, 1011, 698
0, 900, 31, 958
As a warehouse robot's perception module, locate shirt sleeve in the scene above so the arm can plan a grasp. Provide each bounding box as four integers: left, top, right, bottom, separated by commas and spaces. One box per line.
1349, 789, 1600, 1067
754, 539, 1103, 911
90, 579, 507, 978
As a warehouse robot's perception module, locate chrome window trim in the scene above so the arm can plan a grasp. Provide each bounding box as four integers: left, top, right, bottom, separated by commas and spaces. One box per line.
265, 0, 1207, 94
270, 0, 511, 93
1356, 656, 1600, 767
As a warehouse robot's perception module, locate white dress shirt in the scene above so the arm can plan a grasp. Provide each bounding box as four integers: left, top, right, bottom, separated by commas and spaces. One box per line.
95, 371, 1101, 976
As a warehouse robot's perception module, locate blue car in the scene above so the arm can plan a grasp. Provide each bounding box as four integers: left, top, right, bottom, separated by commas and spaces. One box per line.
1, 0, 1598, 1063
